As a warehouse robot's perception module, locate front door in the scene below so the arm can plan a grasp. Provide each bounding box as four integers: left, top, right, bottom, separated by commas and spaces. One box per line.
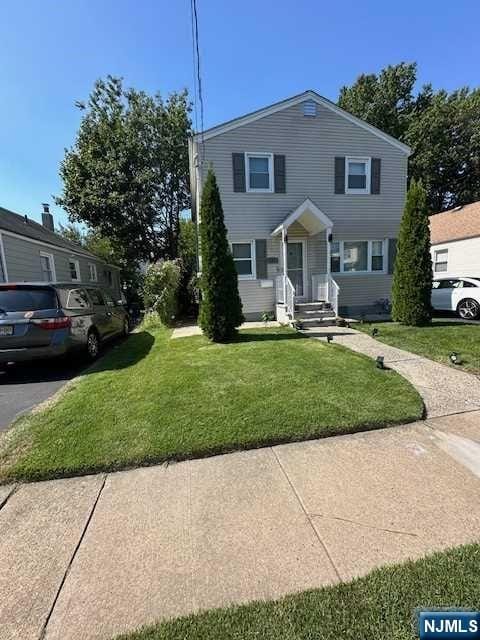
287, 242, 305, 298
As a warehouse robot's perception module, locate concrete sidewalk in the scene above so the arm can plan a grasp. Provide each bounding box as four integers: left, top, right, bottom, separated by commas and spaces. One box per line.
303, 326, 480, 418
2, 411, 480, 640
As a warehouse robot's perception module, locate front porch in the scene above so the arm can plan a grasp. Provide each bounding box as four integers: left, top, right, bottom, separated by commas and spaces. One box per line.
271, 198, 340, 325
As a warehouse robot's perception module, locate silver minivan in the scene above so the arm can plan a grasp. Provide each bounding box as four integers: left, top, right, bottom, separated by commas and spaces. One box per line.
0, 283, 130, 364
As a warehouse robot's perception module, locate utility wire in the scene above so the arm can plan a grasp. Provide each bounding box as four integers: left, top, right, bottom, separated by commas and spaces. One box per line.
190, 0, 205, 159
189, 0, 199, 135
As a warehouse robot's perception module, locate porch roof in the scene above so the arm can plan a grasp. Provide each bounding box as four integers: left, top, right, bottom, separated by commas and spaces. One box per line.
271, 198, 333, 237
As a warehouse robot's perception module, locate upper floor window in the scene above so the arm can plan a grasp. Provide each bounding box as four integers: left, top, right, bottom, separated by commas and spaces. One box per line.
330, 240, 386, 274
40, 251, 55, 282
232, 241, 256, 279
245, 153, 273, 193
69, 259, 80, 282
88, 262, 98, 282
346, 157, 371, 194
434, 249, 448, 272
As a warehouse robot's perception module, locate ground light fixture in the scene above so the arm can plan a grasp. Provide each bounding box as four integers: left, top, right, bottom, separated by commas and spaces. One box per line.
449, 352, 462, 365
376, 355, 385, 369
372, 327, 379, 337
326, 335, 333, 343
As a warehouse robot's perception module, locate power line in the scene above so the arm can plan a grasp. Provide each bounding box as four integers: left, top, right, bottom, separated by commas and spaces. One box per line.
190, 0, 205, 158
189, 0, 198, 135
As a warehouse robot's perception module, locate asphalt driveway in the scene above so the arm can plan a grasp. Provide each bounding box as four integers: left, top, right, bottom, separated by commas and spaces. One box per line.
0, 359, 86, 431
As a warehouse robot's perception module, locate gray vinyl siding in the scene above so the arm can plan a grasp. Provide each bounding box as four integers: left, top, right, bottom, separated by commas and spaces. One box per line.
0, 233, 121, 297
193, 99, 407, 315
335, 274, 393, 315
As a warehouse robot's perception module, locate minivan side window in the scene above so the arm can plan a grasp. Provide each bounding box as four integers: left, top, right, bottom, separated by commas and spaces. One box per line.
86, 289, 105, 306
64, 288, 90, 310
103, 291, 115, 307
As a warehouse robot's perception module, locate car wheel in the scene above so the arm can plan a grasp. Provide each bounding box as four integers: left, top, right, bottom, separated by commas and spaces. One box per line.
123, 318, 130, 336
86, 330, 100, 360
457, 298, 480, 320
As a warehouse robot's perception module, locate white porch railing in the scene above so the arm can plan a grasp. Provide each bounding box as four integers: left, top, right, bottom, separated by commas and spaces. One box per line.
311, 274, 340, 316
276, 273, 339, 321
275, 274, 295, 322
328, 277, 340, 317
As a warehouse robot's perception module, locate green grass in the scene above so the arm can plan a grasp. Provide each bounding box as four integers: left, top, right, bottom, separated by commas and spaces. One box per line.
115, 543, 480, 640
0, 325, 423, 483
357, 319, 480, 374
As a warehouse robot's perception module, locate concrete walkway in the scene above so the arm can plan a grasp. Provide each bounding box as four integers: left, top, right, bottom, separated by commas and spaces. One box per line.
2, 411, 480, 640
303, 326, 480, 418
171, 320, 280, 339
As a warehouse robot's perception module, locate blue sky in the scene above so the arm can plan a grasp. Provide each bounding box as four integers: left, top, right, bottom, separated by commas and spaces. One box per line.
1, 0, 479, 226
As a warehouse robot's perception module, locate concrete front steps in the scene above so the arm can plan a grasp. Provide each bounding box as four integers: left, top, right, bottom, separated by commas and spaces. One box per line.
294, 301, 337, 327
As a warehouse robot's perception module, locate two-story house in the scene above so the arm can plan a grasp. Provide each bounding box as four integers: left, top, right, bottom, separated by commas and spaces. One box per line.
189, 90, 411, 322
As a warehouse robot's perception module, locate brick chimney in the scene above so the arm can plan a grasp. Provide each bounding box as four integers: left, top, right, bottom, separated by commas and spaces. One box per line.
41, 203, 54, 232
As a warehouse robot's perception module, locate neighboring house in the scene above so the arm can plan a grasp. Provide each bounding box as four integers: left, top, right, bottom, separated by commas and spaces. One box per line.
189, 90, 411, 321
0, 204, 122, 298
429, 201, 480, 277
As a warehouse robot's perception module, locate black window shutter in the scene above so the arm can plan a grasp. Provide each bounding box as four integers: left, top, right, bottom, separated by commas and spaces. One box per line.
274, 155, 286, 193
334, 157, 345, 194
371, 158, 381, 194
388, 238, 397, 274
232, 153, 246, 192
255, 239, 268, 279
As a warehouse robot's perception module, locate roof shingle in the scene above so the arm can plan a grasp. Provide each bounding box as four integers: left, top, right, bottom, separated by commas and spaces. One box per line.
429, 201, 480, 245
0, 206, 114, 264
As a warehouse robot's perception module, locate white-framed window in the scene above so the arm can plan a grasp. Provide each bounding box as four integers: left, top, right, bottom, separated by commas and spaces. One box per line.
330, 241, 341, 274
232, 241, 256, 280
330, 240, 387, 274
371, 240, 385, 271
69, 259, 80, 282
39, 251, 56, 282
88, 262, 98, 282
245, 153, 273, 193
434, 249, 448, 272
345, 157, 371, 194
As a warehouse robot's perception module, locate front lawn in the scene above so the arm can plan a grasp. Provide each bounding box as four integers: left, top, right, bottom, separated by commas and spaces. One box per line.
0, 325, 423, 482
357, 320, 480, 374
116, 543, 480, 640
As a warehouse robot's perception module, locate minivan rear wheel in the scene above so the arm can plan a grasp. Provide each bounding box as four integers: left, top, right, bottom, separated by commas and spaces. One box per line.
86, 330, 100, 360
457, 298, 480, 320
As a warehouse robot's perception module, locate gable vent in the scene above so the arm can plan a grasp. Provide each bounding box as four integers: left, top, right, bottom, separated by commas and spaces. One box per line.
302, 100, 317, 117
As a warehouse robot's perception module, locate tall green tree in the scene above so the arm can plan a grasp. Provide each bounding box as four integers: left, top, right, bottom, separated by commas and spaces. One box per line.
338, 62, 416, 140
198, 169, 243, 341
338, 63, 480, 212
406, 87, 480, 212
56, 76, 191, 264
391, 180, 432, 326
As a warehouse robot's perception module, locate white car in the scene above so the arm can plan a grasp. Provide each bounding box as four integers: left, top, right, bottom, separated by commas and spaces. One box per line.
432, 277, 480, 319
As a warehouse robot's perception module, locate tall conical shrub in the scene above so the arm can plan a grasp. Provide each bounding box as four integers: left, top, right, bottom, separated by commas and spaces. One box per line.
198, 168, 244, 341
392, 179, 432, 325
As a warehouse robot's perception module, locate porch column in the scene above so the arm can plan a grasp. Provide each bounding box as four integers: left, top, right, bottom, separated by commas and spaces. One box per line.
326, 226, 332, 278
282, 226, 288, 304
